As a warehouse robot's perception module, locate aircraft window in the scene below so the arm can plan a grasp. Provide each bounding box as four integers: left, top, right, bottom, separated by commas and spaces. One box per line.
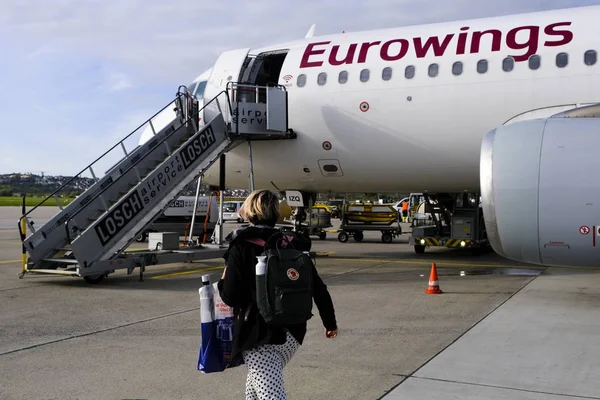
502, 57, 514, 72
297, 74, 306, 87
405, 65, 415, 79
317, 72, 327, 85
339, 71, 348, 84
477, 59, 488, 74
360, 69, 370, 82
194, 81, 207, 98
585, 50, 597, 66
323, 164, 338, 172
382, 67, 392, 81
428, 63, 439, 77
452, 61, 463, 76
556, 53, 568, 68
529, 55, 541, 70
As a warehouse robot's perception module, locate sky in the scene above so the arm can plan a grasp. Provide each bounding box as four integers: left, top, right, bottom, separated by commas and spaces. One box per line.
0, 0, 596, 177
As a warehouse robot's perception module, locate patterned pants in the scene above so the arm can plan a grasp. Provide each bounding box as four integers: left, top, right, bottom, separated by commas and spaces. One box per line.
242, 330, 300, 400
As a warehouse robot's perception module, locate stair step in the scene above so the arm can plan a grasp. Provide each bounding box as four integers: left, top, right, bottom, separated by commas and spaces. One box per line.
55, 247, 72, 251
26, 269, 79, 276
43, 258, 79, 264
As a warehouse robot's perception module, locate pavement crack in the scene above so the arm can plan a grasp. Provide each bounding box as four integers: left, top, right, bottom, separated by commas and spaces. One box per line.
320, 262, 392, 281
0, 284, 45, 293
0, 307, 200, 357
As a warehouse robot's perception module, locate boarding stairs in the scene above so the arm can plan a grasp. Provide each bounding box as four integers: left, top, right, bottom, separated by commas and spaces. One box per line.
19, 83, 293, 282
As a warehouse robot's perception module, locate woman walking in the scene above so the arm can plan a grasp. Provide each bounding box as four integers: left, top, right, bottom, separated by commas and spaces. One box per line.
218, 189, 338, 399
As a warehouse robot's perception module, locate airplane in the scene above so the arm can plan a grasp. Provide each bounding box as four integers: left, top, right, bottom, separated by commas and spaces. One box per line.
141, 5, 600, 269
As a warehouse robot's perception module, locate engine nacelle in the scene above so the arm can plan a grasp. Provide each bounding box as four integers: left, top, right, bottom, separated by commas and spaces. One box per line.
480, 115, 600, 268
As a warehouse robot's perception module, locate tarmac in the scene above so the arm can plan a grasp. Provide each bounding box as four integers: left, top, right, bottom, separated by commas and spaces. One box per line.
0, 206, 599, 399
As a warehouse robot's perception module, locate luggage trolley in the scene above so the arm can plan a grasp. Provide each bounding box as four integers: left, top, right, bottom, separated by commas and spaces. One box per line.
337, 203, 402, 243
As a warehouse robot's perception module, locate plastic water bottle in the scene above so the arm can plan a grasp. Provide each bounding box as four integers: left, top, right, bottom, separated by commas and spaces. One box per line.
255, 256, 267, 275
199, 274, 214, 323
255, 256, 267, 319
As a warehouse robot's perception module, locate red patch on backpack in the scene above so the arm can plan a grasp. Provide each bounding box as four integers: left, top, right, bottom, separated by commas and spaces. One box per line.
287, 268, 299, 281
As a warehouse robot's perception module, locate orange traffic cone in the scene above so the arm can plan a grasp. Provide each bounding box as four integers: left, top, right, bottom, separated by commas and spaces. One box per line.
425, 263, 443, 294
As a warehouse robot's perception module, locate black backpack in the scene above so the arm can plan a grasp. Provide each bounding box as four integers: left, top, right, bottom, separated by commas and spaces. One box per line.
246, 231, 314, 326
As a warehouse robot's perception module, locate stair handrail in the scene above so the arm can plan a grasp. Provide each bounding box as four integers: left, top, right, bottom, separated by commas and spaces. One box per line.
17, 92, 194, 238
225, 82, 287, 103
63, 89, 233, 244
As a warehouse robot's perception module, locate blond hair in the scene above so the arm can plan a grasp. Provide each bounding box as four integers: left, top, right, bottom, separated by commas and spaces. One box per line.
239, 189, 280, 226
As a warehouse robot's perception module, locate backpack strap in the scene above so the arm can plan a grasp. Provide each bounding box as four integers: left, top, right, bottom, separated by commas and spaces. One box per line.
245, 238, 267, 247
281, 235, 295, 248
246, 234, 296, 249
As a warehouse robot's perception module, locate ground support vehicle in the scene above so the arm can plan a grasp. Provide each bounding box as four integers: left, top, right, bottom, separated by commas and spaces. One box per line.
336, 203, 402, 243
409, 192, 489, 254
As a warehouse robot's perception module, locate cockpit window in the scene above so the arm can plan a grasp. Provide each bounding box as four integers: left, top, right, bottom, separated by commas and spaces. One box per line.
194, 81, 207, 99
186, 83, 195, 92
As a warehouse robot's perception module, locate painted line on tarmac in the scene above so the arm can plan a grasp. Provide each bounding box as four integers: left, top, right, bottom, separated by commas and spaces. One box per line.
325, 256, 600, 272
325, 257, 542, 269
149, 266, 224, 279
0, 259, 20, 264
316, 251, 335, 256
0, 241, 20, 245
124, 247, 148, 252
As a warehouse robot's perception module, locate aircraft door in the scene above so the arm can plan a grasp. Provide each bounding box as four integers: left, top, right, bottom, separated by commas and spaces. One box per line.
203, 48, 250, 124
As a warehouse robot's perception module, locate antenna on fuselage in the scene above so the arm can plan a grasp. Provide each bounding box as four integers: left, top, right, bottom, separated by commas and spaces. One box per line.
305, 24, 316, 38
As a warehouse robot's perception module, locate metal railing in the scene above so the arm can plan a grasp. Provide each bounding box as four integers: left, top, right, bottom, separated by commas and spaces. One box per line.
63, 89, 233, 244
17, 92, 195, 239
18, 87, 233, 242
226, 82, 286, 104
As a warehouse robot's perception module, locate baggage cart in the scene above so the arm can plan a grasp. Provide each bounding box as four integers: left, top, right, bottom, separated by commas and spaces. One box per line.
336, 203, 402, 243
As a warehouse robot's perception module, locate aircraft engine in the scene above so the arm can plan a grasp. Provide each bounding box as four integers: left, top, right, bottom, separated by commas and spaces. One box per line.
480, 110, 600, 268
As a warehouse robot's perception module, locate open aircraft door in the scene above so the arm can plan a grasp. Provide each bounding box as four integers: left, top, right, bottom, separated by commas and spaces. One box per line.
203, 48, 251, 125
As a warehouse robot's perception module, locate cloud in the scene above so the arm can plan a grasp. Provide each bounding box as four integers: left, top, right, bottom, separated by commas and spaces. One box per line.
0, 0, 596, 176
98, 71, 133, 93
6, 0, 593, 85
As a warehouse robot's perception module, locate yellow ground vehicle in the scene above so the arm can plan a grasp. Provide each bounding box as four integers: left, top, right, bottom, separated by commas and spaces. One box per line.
324, 199, 344, 218
285, 203, 333, 240
336, 203, 402, 243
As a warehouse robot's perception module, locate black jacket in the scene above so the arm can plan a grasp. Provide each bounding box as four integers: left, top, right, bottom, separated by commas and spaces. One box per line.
218, 225, 337, 359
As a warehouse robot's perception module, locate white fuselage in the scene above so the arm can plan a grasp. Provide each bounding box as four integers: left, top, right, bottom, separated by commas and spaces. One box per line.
198, 6, 600, 193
